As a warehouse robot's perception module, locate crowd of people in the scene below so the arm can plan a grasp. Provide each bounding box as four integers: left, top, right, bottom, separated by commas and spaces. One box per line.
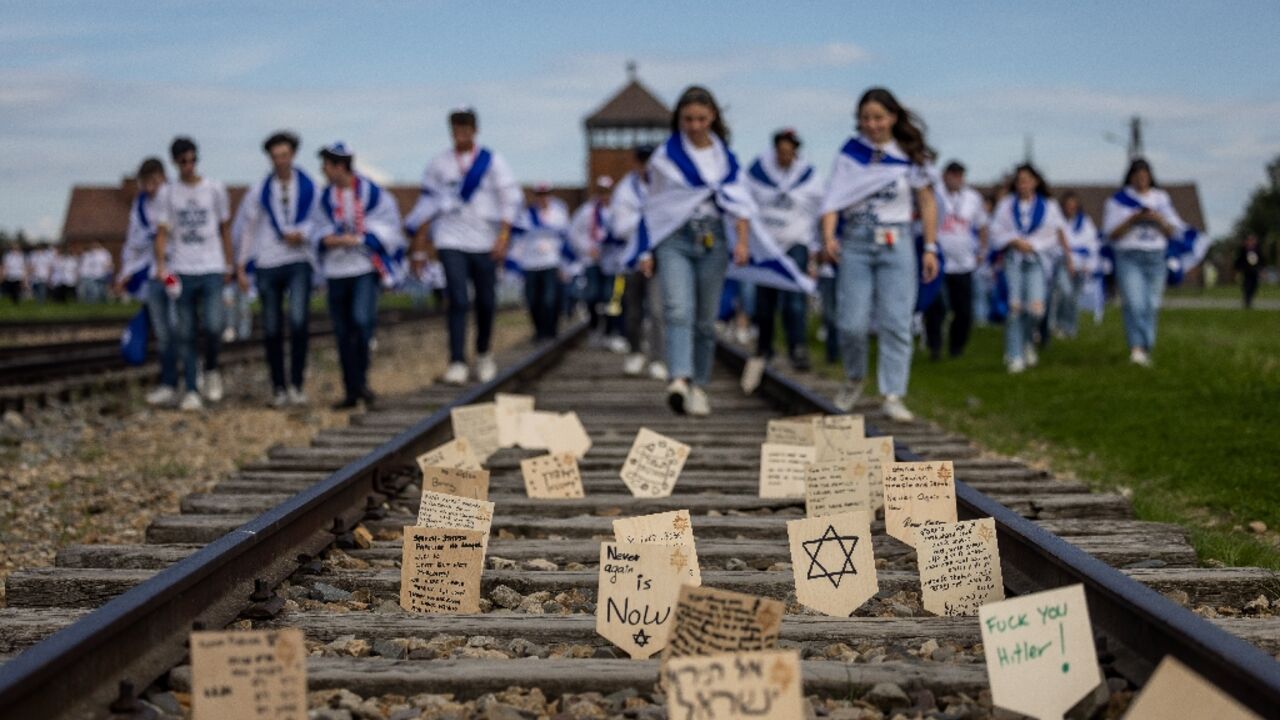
90, 85, 1214, 416
1, 240, 115, 305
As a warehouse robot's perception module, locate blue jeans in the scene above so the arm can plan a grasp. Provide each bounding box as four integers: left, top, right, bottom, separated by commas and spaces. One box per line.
1050, 262, 1085, 338
523, 267, 560, 340
836, 222, 916, 398
1114, 248, 1166, 350
1003, 252, 1047, 362
818, 274, 839, 363
256, 262, 313, 391
438, 249, 496, 363
31, 281, 47, 303
656, 218, 730, 387
175, 273, 226, 392
327, 272, 378, 401
755, 244, 809, 359
146, 278, 179, 388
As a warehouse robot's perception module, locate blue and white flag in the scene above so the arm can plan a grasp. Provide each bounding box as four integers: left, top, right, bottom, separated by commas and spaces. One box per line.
117, 191, 157, 300
404, 147, 496, 234
1103, 186, 1206, 284
315, 175, 407, 288
628, 133, 814, 294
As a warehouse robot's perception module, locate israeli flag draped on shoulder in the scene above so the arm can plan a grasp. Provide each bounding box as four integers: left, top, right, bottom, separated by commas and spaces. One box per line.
316, 175, 407, 287
610, 170, 649, 266
746, 154, 821, 207
628, 132, 814, 294
1103, 186, 1206, 284
118, 190, 157, 299
404, 147, 495, 234
819, 135, 916, 216
261, 168, 316, 240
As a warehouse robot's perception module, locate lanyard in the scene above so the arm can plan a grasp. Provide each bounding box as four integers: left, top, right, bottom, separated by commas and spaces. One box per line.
332, 178, 364, 237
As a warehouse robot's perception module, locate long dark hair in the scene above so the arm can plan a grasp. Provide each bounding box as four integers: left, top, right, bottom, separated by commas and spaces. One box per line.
671, 85, 729, 143
1123, 157, 1158, 188
857, 87, 931, 165
1008, 163, 1052, 198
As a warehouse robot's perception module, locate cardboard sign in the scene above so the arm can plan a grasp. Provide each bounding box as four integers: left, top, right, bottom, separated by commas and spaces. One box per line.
883, 460, 957, 548
614, 509, 701, 585
399, 527, 484, 614
543, 411, 592, 459
740, 356, 765, 394
758, 443, 816, 499
495, 392, 535, 448
664, 649, 804, 720
811, 415, 866, 462
190, 628, 306, 720
785, 511, 878, 616
664, 585, 783, 660
520, 452, 585, 498
979, 584, 1102, 720
596, 541, 700, 659
917, 518, 1004, 616
620, 428, 691, 498
415, 490, 494, 550
765, 416, 817, 446
1123, 656, 1261, 720
421, 465, 489, 501
450, 402, 500, 462
515, 410, 558, 450
415, 438, 481, 475
804, 460, 872, 518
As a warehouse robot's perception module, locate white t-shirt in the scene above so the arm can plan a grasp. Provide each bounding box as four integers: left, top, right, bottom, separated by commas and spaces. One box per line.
2, 250, 25, 281
28, 248, 55, 282
992, 195, 1066, 255
688, 141, 727, 219
936, 186, 989, 274
54, 255, 78, 286
1103, 187, 1178, 252
155, 178, 231, 275
837, 140, 930, 227
235, 169, 316, 271
79, 247, 113, 279
513, 198, 570, 272
410, 147, 521, 253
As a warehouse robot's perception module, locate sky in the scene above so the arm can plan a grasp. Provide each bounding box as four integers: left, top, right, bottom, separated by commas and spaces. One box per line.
2, 0, 1278, 238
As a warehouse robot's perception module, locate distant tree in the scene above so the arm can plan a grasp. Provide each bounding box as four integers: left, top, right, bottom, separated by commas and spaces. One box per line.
1221, 156, 1280, 277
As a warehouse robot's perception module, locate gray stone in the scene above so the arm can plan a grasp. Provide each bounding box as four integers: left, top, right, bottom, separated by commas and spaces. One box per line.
3, 410, 26, 430
890, 603, 914, 617
167, 665, 192, 692
865, 682, 911, 711
372, 638, 408, 659
605, 687, 639, 711
310, 710, 354, 720
490, 584, 523, 609
388, 710, 421, 720
313, 582, 353, 602
522, 558, 558, 571
489, 556, 518, 570
483, 704, 531, 720
145, 691, 183, 715
592, 646, 619, 659
931, 645, 957, 662
724, 558, 750, 571
1123, 559, 1168, 569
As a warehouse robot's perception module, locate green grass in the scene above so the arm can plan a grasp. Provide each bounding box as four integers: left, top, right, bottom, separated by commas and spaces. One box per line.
0, 300, 142, 322
811, 307, 1280, 569
1165, 283, 1276, 301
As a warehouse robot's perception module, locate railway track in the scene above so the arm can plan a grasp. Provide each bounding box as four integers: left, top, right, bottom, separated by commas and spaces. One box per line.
0, 307, 442, 412
0, 320, 1276, 719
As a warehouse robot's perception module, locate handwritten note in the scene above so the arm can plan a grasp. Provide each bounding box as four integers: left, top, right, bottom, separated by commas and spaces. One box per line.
758, 443, 816, 499
917, 518, 1004, 616
664, 649, 804, 720
190, 628, 306, 720
450, 402, 500, 462
765, 416, 818, 446
596, 541, 700, 659
979, 584, 1102, 720
1123, 656, 1261, 720
495, 392, 535, 448
811, 415, 866, 462
399, 527, 485, 614
664, 585, 783, 661
416, 438, 481, 475
614, 509, 701, 585
515, 411, 558, 450
415, 490, 494, 550
882, 460, 957, 548
520, 452, 585, 498
804, 460, 872, 518
620, 428, 691, 498
785, 510, 878, 616
543, 411, 592, 459
421, 465, 489, 500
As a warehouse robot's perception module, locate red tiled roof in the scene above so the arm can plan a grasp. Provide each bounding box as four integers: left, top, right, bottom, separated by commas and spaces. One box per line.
584, 80, 669, 129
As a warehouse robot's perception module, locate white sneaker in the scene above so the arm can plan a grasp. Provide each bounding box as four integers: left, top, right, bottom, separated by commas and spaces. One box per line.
221, 327, 236, 343
607, 336, 629, 354
475, 354, 497, 383
287, 387, 309, 406
882, 395, 914, 422
369, 336, 380, 353
443, 362, 469, 385
270, 389, 289, 408
733, 325, 751, 346
1007, 357, 1026, 374
145, 385, 177, 406
1024, 343, 1039, 368
687, 386, 711, 416
623, 353, 646, 377
204, 370, 224, 402
1130, 348, 1152, 368
666, 378, 690, 415
179, 391, 204, 412
648, 361, 668, 381
834, 381, 863, 412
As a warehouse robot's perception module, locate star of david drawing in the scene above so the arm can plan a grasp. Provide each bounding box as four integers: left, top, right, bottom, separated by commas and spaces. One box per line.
937, 464, 953, 482
670, 547, 689, 573
671, 514, 691, 533
975, 523, 995, 544
632, 628, 651, 647
802, 525, 859, 589
769, 656, 795, 690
